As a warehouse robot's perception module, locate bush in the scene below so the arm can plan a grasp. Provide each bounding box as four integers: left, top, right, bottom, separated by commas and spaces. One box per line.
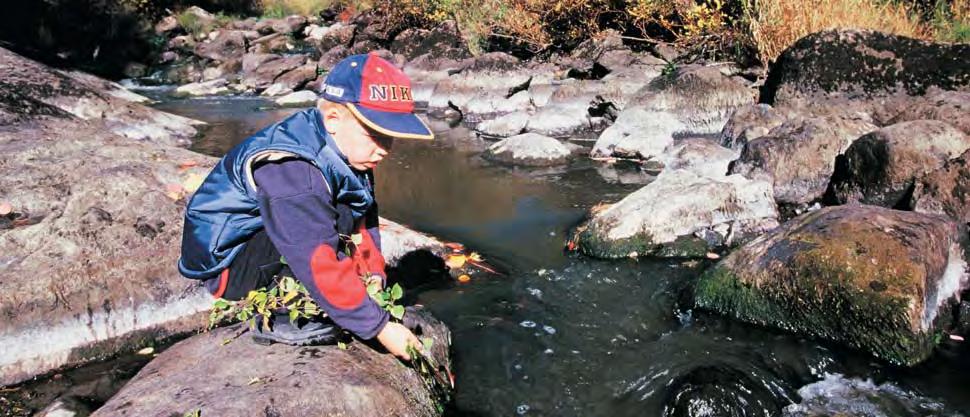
261, 0, 338, 18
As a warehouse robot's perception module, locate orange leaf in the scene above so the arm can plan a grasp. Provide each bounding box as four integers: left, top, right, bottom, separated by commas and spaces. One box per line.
164, 183, 184, 201
177, 160, 200, 171
457, 274, 471, 283
445, 254, 467, 269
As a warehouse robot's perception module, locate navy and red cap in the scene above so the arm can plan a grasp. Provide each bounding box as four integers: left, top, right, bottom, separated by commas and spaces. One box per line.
319, 52, 434, 140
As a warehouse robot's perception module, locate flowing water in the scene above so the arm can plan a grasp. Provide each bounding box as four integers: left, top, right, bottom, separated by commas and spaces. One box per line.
10, 94, 966, 416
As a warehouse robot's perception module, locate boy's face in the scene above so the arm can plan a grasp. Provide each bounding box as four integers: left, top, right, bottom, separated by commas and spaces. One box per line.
322, 103, 394, 171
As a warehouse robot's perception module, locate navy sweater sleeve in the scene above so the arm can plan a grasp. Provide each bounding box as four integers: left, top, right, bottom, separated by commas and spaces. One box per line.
253, 158, 389, 339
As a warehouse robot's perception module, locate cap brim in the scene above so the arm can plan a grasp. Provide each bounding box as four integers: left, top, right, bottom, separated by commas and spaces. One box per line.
345, 103, 434, 140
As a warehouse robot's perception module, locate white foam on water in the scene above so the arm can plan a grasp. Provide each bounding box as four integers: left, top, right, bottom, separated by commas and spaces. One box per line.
783, 373, 960, 417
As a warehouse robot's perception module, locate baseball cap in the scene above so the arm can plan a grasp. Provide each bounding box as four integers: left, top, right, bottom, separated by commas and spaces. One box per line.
319, 52, 434, 140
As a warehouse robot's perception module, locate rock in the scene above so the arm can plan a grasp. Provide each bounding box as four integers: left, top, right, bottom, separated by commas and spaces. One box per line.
230, 18, 258, 31
173, 78, 231, 97
259, 82, 292, 97
592, 65, 754, 158
241, 52, 280, 73
275, 90, 319, 107
35, 396, 92, 417
483, 133, 582, 166
248, 32, 290, 54
656, 138, 739, 178
157, 51, 179, 65
828, 120, 970, 207
314, 23, 357, 53
574, 170, 779, 258
167, 35, 196, 52
474, 112, 530, 138
122, 62, 147, 79
909, 149, 970, 224
653, 42, 684, 62
782, 373, 961, 417
427, 52, 534, 121
591, 106, 682, 159
241, 55, 307, 91
154, 15, 179, 35
390, 20, 470, 61
318, 45, 351, 69
271, 15, 308, 35
718, 104, 789, 151
525, 101, 606, 138
273, 64, 318, 92
91, 308, 452, 417
695, 205, 968, 365
728, 115, 876, 206
194, 30, 248, 62
882, 90, 970, 134
0, 47, 200, 147
761, 29, 970, 117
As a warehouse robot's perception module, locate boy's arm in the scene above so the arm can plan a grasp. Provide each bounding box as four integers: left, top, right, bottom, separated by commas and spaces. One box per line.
253, 158, 388, 339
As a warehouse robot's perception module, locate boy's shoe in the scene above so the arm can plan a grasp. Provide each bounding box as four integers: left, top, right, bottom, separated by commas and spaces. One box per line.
251, 313, 340, 346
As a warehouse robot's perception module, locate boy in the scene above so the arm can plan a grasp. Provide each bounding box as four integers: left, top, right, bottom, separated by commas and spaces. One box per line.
178, 53, 432, 360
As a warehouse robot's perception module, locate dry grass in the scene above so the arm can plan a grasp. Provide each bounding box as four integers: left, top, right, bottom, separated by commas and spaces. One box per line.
261, 0, 336, 17
742, 0, 928, 63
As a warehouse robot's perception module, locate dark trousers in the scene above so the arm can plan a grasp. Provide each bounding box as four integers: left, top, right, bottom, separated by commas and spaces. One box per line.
204, 230, 290, 300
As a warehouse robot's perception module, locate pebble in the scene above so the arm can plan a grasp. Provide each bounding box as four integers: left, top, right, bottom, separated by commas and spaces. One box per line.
519, 320, 536, 328
136, 347, 154, 355
542, 325, 556, 335
516, 404, 530, 415
527, 288, 542, 298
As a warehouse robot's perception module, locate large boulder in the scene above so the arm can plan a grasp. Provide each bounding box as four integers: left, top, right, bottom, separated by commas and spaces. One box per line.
761, 29, 970, 109
573, 170, 779, 258
828, 120, 970, 207
0, 47, 200, 147
728, 115, 876, 206
482, 133, 582, 166
909, 149, 970, 224
592, 65, 754, 158
91, 308, 452, 417
194, 30, 248, 62
590, 106, 683, 159
427, 52, 537, 122
314, 23, 357, 53
695, 205, 969, 365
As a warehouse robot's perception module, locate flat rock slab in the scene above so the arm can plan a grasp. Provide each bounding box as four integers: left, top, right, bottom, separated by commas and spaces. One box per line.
695, 205, 969, 365
574, 170, 779, 258
92, 309, 452, 417
483, 132, 582, 166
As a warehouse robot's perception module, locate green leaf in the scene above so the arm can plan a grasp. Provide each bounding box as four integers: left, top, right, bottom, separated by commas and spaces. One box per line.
350, 233, 363, 245
422, 337, 434, 350
390, 305, 405, 320
279, 255, 288, 265
390, 283, 404, 300
338, 341, 348, 350
213, 299, 230, 310
288, 309, 299, 324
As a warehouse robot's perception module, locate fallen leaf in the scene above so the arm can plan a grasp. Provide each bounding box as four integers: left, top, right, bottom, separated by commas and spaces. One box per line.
247, 377, 261, 385
137, 347, 154, 355
177, 160, 200, 171
706, 252, 721, 260
445, 254, 467, 269
444, 242, 465, 252
457, 274, 471, 283
0, 202, 11, 216
182, 173, 205, 193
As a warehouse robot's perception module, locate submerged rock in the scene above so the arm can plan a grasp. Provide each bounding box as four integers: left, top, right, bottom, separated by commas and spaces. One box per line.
729, 115, 876, 206
92, 309, 452, 417
483, 133, 582, 166
783, 373, 959, 417
909, 149, 970, 224
574, 170, 779, 258
695, 205, 968, 365
828, 120, 970, 208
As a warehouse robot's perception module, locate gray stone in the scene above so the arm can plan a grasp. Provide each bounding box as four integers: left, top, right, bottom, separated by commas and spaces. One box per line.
194, 30, 248, 62
483, 133, 582, 166
719, 104, 789, 150
910, 149, 970, 224
656, 138, 739, 178
574, 170, 779, 258
91, 308, 452, 417
729, 115, 876, 206
475, 112, 529, 138
829, 120, 970, 207
275, 90, 319, 107
241, 55, 307, 91
173, 78, 231, 97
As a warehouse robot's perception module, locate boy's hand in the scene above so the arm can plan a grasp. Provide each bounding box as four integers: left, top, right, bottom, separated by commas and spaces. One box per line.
376, 322, 421, 360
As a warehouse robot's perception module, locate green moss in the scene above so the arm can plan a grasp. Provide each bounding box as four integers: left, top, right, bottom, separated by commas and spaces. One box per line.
576, 226, 710, 259
695, 224, 940, 365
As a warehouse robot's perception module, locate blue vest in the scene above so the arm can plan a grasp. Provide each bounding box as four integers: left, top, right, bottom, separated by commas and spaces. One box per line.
178, 108, 374, 280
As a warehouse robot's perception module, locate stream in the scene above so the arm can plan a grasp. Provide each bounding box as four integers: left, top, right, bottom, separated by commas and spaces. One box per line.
8, 94, 969, 417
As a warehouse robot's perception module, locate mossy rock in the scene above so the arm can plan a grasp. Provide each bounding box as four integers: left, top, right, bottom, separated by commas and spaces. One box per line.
695, 205, 968, 365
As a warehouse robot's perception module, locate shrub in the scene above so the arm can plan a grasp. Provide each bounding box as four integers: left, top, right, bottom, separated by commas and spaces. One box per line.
261, 0, 337, 18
